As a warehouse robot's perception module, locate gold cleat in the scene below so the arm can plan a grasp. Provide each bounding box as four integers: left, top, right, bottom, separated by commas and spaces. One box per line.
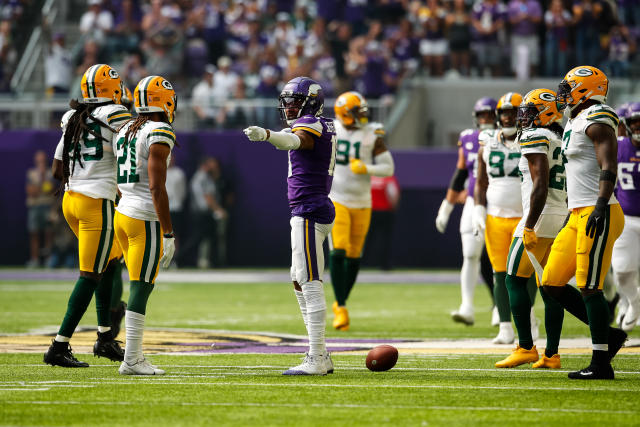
532, 354, 561, 369
333, 306, 350, 331
495, 345, 539, 368
332, 301, 339, 315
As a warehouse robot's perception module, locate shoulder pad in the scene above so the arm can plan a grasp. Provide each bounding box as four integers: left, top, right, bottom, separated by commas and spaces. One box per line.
518, 129, 550, 149
147, 121, 176, 146
60, 109, 74, 130
584, 104, 619, 129
459, 128, 475, 138
368, 122, 385, 137
292, 115, 322, 136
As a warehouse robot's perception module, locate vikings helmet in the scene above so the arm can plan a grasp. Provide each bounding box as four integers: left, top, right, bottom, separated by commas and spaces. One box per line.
625, 102, 640, 143
616, 102, 631, 121
278, 77, 324, 126
472, 97, 498, 130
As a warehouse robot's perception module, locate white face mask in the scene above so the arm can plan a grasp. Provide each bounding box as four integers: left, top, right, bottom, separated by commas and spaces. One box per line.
478, 123, 494, 130
632, 133, 640, 143
502, 126, 517, 137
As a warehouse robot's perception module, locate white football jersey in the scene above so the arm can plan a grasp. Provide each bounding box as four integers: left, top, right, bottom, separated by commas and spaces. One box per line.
562, 103, 619, 209
480, 129, 523, 218
514, 128, 568, 238
54, 104, 131, 201
329, 121, 385, 209
115, 120, 175, 221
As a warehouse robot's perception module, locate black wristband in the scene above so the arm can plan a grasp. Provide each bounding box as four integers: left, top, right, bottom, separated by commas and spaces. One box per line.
595, 197, 609, 210
449, 168, 469, 192
163, 232, 175, 238
599, 169, 616, 184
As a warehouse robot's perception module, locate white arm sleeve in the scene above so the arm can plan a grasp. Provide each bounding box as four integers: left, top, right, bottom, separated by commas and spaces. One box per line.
366, 150, 394, 177
267, 130, 301, 150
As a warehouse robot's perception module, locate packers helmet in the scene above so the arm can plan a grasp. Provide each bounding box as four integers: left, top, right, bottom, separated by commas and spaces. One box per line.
80, 64, 123, 104
134, 76, 177, 123
334, 91, 369, 127
517, 89, 563, 129
496, 92, 522, 136
556, 66, 608, 112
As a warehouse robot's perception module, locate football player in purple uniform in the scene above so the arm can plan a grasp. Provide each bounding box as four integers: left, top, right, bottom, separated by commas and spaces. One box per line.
435, 97, 499, 326
612, 102, 640, 331
243, 77, 337, 376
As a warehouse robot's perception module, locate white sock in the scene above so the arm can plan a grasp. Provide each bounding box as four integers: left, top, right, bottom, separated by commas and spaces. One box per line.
616, 270, 640, 306
98, 326, 111, 333
602, 271, 617, 302
301, 280, 326, 357
54, 335, 70, 343
294, 289, 309, 332
460, 255, 479, 312
499, 322, 513, 332
124, 310, 145, 364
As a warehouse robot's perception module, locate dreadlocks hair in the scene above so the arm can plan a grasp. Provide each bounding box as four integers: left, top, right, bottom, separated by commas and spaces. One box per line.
59, 99, 116, 194
123, 114, 150, 147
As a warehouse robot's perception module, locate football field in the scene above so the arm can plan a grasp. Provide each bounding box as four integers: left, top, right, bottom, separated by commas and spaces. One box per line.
1, 269, 640, 426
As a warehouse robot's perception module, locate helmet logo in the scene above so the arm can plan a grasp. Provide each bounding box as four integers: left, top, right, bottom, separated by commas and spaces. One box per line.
308, 83, 321, 96
539, 92, 555, 102
336, 98, 347, 107
108, 69, 119, 79
574, 68, 593, 77
161, 80, 173, 90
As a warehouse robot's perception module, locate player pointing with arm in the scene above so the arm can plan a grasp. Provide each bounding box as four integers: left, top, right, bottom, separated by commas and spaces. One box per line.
328, 91, 394, 331
243, 77, 336, 376
114, 76, 177, 375
541, 66, 627, 380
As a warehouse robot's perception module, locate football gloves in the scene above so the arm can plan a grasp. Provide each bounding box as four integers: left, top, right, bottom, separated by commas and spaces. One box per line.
435, 199, 454, 233
523, 227, 538, 250
472, 205, 487, 236
586, 197, 608, 239
243, 126, 268, 141
160, 236, 175, 268
350, 158, 368, 174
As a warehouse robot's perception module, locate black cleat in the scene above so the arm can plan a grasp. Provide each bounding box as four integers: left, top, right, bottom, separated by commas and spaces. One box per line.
44, 340, 89, 368
568, 364, 614, 380
608, 327, 628, 361
93, 333, 124, 362
110, 300, 127, 339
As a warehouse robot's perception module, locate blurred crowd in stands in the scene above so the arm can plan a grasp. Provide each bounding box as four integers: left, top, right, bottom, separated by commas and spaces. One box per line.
1, 0, 640, 126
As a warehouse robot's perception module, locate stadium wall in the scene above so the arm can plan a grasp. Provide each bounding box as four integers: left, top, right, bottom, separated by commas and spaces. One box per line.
3, 131, 464, 269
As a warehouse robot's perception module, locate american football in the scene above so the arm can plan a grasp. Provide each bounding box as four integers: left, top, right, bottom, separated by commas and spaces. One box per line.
366, 345, 399, 372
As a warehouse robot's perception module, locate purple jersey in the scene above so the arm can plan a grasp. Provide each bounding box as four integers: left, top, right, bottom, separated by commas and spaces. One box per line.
617, 136, 640, 217
459, 128, 481, 197
288, 115, 337, 224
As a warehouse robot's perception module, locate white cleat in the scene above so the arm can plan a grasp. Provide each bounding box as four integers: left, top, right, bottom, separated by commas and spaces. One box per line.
491, 306, 500, 327
530, 308, 539, 342
119, 358, 165, 376
621, 300, 640, 332
616, 299, 628, 328
451, 307, 475, 326
492, 322, 515, 344
282, 353, 327, 376
324, 352, 334, 374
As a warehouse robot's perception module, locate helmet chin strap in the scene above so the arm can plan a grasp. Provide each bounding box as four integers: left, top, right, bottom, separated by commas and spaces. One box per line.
502, 127, 517, 137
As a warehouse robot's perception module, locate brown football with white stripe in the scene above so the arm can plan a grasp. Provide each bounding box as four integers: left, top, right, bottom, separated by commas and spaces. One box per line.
366, 345, 398, 372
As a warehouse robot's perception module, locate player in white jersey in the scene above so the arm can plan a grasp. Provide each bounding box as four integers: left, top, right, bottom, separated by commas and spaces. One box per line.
475, 92, 534, 345
114, 75, 178, 376
44, 64, 130, 368
328, 91, 395, 331
542, 66, 627, 380
495, 89, 568, 368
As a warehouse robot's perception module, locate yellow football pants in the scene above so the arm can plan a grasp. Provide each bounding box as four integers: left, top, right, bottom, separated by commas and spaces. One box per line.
542, 204, 624, 290
485, 215, 521, 273
114, 211, 163, 284
506, 236, 554, 281
62, 191, 116, 274
330, 201, 371, 258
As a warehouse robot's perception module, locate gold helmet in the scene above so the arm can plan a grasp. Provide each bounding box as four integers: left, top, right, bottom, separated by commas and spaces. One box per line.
496, 92, 522, 136
334, 91, 369, 127
134, 76, 177, 123
517, 89, 563, 129
121, 86, 133, 109
556, 65, 608, 112
80, 64, 123, 104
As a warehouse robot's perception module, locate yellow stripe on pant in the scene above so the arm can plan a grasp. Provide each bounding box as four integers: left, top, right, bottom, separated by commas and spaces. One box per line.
62, 191, 114, 273
330, 200, 372, 258
114, 211, 163, 284
484, 215, 521, 273
542, 204, 624, 290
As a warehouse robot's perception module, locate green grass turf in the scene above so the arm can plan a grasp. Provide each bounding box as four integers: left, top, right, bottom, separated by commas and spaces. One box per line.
0, 280, 616, 339
1, 279, 640, 426
1, 353, 640, 426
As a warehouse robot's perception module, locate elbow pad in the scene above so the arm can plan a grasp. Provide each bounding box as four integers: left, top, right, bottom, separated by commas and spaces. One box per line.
268, 131, 301, 150
367, 151, 395, 177
449, 168, 468, 192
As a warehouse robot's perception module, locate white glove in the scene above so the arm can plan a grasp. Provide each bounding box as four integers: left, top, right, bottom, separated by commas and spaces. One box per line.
435, 199, 454, 233
472, 204, 487, 237
243, 126, 268, 141
160, 237, 175, 268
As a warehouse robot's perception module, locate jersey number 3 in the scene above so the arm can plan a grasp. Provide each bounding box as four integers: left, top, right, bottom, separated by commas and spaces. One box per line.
116, 137, 140, 184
